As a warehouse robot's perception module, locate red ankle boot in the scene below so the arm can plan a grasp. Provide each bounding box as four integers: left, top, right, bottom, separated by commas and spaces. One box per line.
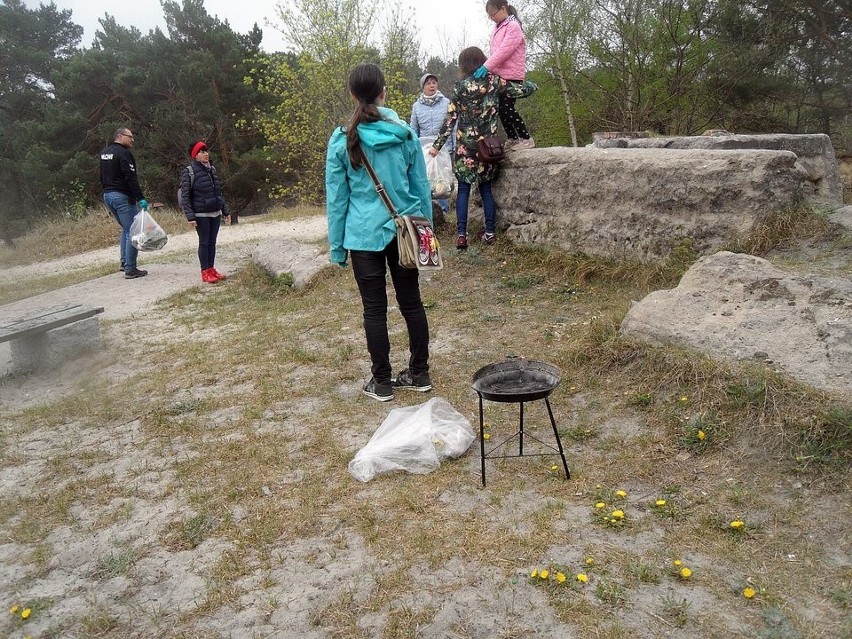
210, 267, 228, 281
201, 268, 218, 283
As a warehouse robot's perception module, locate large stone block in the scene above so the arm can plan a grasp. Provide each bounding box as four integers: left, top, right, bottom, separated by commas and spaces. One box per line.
251, 237, 329, 288
9, 316, 101, 374
495, 147, 802, 260
620, 251, 852, 396
593, 133, 842, 205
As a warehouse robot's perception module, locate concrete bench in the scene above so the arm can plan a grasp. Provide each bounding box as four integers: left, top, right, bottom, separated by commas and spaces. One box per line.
0, 304, 105, 374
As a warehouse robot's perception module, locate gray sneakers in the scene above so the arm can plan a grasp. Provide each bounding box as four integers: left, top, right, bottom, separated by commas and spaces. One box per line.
511, 138, 536, 150
392, 369, 433, 392
363, 377, 394, 402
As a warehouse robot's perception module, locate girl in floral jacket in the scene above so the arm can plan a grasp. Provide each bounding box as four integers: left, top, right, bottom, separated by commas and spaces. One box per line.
430, 47, 507, 249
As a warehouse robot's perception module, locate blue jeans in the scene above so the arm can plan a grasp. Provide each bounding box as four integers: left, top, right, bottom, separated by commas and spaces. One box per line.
350, 239, 430, 383
195, 216, 221, 269
456, 180, 496, 236
103, 191, 140, 272
437, 197, 449, 212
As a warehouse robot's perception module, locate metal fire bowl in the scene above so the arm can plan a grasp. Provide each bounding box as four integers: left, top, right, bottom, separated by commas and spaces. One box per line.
471, 358, 561, 403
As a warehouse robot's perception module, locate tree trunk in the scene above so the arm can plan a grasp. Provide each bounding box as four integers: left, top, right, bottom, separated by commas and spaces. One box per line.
554, 54, 578, 147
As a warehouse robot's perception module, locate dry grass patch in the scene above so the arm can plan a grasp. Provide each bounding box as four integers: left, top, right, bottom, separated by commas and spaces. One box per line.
1, 218, 850, 638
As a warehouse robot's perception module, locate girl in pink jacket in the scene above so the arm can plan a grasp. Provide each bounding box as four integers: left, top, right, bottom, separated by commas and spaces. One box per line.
474, 0, 534, 150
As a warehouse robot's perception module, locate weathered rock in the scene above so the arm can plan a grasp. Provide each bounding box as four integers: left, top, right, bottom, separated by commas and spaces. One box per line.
251, 238, 329, 288
592, 133, 842, 205
495, 147, 802, 260
620, 251, 852, 396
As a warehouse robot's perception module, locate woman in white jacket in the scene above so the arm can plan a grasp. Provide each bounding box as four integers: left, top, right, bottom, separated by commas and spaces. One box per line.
410, 73, 453, 220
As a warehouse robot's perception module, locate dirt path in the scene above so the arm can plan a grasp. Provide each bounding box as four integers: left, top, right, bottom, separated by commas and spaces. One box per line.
0, 215, 328, 382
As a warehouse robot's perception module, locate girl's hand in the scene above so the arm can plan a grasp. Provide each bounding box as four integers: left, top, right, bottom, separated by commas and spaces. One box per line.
189, 220, 197, 228
428, 147, 438, 157
223, 214, 231, 225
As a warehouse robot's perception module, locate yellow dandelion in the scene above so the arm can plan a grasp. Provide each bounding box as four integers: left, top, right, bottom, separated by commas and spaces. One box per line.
680, 567, 692, 579
595, 501, 606, 509
550, 464, 558, 471
585, 557, 594, 565
539, 569, 550, 579
611, 509, 625, 520
530, 568, 539, 578
556, 572, 566, 583
697, 430, 706, 440
21, 608, 31, 619
730, 520, 745, 529
743, 587, 756, 599
679, 396, 688, 402
673, 559, 682, 566
576, 573, 589, 583
483, 433, 491, 440
10, 605, 19, 614
655, 499, 666, 507
615, 490, 627, 498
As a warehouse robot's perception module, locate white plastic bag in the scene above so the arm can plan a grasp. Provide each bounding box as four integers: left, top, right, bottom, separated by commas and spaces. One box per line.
130, 209, 168, 251
348, 397, 475, 482
420, 136, 455, 200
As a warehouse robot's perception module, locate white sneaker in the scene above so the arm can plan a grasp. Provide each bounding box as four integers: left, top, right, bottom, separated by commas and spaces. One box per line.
512, 138, 536, 150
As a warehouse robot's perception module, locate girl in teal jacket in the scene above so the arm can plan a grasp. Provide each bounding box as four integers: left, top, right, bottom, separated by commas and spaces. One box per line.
325, 62, 434, 402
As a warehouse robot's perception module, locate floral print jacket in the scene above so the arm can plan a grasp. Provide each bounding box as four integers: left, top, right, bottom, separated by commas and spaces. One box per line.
433, 74, 509, 184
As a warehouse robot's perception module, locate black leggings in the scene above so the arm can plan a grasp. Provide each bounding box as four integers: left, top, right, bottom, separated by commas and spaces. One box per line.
350, 239, 430, 383
499, 94, 530, 140
195, 215, 221, 269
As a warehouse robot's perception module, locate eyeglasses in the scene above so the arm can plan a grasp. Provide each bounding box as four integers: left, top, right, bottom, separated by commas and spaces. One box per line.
121, 133, 134, 140
487, 8, 500, 17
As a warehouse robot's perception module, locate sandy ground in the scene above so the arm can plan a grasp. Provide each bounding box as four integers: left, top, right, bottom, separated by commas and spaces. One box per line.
0, 216, 328, 408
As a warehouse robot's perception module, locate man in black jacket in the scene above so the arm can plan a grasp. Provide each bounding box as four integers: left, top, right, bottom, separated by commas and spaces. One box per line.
100, 128, 149, 279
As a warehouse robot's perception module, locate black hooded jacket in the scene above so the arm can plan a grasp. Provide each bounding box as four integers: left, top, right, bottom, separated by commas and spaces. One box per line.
100, 142, 145, 202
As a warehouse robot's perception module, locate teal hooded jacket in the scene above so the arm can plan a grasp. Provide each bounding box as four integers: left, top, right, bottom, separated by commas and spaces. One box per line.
326, 107, 432, 265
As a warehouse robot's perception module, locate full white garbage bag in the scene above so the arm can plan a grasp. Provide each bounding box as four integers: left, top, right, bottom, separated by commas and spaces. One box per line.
348, 397, 475, 482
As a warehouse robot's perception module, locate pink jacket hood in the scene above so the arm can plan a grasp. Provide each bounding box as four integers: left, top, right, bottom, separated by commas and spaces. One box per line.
485, 16, 526, 81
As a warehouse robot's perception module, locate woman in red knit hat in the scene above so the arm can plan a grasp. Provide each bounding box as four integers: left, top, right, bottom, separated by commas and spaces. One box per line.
179, 141, 231, 282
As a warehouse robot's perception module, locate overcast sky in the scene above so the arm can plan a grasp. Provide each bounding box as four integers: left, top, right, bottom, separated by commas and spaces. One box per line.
24, 0, 493, 62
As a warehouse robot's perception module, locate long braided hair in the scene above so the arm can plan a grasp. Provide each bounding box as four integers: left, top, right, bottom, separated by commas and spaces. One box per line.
345, 63, 386, 169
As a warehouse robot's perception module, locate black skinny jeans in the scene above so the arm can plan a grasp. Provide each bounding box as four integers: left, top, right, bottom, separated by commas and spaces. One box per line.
350, 239, 430, 383
195, 215, 221, 270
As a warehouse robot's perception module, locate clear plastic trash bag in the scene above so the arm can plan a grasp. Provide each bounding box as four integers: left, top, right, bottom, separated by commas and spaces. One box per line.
348, 397, 475, 482
130, 209, 168, 251
420, 136, 455, 200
